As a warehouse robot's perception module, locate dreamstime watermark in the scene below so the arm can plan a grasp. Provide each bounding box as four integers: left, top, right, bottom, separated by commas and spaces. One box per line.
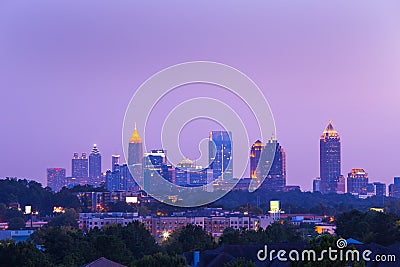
257, 238, 396, 263
122, 61, 276, 207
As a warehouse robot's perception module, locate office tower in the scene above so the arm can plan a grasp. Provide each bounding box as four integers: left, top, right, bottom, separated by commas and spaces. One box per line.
372, 182, 386, 196
250, 140, 264, 178
313, 177, 321, 192
89, 144, 102, 186
47, 168, 66, 192
72, 153, 88, 185
209, 131, 233, 180
260, 137, 286, 191
249, 137, 286, 191
128, 125, 144, 182
175, 158, 194, 186
143, 150, 172, 191
347, 168, 368, 195
111, 155, 120, 171
320, 120, 344, 194
105, 169, 121, 192
388, 177, 400, 198
189, 167, 208, 186
120, 163, 139, 191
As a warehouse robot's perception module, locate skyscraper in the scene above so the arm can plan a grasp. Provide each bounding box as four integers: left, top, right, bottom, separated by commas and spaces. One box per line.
72, 153, 88, 185
128, 125, 143, 182
143, 150, 172, 191
250, 137, 286, 191
372, 182, 386, 197
319, 120, 344, 194
111, 155, 120, 171
250, 140, 264, 179
89, 144, 102, 186
209, 131, 233, 180
47, 168, 66, 192
347, 168, 368, 195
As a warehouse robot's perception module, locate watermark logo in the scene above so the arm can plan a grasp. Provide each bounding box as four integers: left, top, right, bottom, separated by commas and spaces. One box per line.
122, 61, 276, 207
257, 239, 396, 263
336, 238, 347, 249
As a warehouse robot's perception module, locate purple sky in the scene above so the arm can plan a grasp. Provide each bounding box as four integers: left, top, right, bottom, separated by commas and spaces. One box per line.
0, 1, 399, 191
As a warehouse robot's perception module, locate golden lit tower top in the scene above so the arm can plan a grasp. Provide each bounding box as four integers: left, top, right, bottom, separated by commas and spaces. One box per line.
320, 120, 340, 139
129, 123, 142, 143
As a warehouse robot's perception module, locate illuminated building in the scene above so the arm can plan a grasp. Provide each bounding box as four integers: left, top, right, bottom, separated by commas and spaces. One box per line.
250, 137, 286, 191
128, 125, 143, 182
143, 150, 173, 191
88, 144, 102, 186
209, 131, 233, 180
72, 152, 88, 185
111, 155, 120, 171
47, 168, 66, 192
250, 140, 264, 178
320, 120, 344, 194
174, 158, 208, 186
347, 168, 368, 196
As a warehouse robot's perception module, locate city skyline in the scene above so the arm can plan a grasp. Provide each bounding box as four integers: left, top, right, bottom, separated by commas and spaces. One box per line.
46, 122, 394, 193
1, 2, 400, 190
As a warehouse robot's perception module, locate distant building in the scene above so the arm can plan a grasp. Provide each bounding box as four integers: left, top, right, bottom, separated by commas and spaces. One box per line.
47, 168, 66, 192
364, 182, 386, 197
250, 140, 264, 179
88, 144, 102, 186
128, 125, 143, 183
174, 158, 208, 187
143, 150, 173, 191
313, 177, 321, 192
111, 155, 120, 171
104, 163, 137, 192
372, 182, 386, 196
320, 120, 344, 194
209, 131, 233, 181
250, 137, 286, 191
347, 168, 368, 196
388, 177, 400, 198
72, 153, 88, 185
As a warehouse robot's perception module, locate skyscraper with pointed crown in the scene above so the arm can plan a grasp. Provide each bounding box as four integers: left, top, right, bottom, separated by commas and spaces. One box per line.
320, 120, 344, 193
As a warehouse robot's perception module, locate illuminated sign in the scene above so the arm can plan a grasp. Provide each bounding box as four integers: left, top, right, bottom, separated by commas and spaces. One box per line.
25, 206, 32, 214
270, 201, 280, 212
126, 196, 138, 203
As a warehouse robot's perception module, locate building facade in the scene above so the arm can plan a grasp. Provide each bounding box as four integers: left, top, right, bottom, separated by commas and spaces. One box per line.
128, 126, 143, 183
347, 168, 368, 196
320, 120, 344, 194
47, 168, 66, 192
249, 137, 286, 191
209, 131, 233, 181
72, 153, 89, 185
89, 144, 102, 186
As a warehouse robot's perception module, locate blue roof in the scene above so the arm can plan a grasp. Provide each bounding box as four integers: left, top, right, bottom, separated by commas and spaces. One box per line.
346, 238, 363, 245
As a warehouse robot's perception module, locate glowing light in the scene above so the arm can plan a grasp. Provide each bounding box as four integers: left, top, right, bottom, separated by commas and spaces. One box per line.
25, 206, 32, 214
53, 206, 65, 213
162, 231, 170, 239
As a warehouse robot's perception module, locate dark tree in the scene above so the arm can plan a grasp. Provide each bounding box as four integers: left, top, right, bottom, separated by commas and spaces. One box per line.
163, 224, 215, 255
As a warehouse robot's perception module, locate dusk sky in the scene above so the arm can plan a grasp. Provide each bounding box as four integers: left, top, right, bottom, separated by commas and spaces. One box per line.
1, 1, 399, 191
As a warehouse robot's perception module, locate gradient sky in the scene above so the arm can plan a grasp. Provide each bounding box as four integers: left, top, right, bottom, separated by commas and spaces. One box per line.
1, 1, 399, 191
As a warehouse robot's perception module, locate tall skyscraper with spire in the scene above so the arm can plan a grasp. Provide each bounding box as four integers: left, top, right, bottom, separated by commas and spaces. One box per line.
319, 120, 345, 194
89, 144, 102, 186
128, 124, 143, 183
